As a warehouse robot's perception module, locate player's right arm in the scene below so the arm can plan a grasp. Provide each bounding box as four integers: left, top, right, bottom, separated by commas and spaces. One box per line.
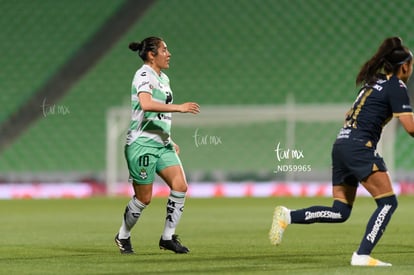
138, 92, 199, 114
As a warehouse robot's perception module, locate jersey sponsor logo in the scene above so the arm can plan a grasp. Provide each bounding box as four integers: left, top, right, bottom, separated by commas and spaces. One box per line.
140, 72, 146, 76
157, 113, 172, 120
402, 104, 412, 110
137, 81, 150, 90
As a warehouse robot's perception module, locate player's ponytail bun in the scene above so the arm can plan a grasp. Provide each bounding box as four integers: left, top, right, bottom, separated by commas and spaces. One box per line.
129, 42, 142, 52
383, 37, 412, 66
129, 37, 163, 62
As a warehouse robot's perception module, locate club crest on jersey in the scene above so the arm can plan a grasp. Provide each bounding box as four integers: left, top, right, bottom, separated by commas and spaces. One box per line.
139, 168, 148, 180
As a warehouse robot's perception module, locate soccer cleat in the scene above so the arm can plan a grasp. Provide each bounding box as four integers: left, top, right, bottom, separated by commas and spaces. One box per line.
351, 252, 392, 266
114, 234, 135, 254
269, 206, 290, 245
159, 234, 190, 253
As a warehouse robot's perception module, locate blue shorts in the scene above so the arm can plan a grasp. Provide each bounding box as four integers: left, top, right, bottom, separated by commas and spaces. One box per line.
331, 140, 387, 186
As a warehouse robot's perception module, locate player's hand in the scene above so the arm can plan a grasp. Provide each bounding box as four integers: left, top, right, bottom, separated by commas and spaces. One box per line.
179, 102, 200, 114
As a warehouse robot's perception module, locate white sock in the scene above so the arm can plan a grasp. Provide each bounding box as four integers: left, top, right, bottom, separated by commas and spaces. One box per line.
118, 196, 146, 239
162, 191, 186, 240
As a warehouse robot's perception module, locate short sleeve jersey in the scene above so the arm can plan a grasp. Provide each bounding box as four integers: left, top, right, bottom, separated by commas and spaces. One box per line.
336, 74, 413, 146
126, 64, 173, 147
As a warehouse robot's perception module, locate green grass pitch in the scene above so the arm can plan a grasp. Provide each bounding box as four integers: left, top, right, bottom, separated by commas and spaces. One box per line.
0, 196, 413, 274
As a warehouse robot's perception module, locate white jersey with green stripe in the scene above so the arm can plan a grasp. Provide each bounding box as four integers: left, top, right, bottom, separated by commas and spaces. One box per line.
126, 64, 173, 147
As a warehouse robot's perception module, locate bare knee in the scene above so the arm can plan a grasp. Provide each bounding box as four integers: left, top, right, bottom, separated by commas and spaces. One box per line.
172, 181, 188, 193
137, 197, 152, 206
132, 193, 151, 205
132, 183, 153, 205
158, 165, 188, 192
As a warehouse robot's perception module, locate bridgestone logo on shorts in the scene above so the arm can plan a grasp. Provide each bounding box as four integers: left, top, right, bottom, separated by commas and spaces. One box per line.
304, 210, 342, 220
366, 204, 392, 244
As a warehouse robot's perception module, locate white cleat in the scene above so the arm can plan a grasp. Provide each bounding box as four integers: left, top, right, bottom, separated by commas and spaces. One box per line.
269, 206, 290, 245
350, 252, 392, 267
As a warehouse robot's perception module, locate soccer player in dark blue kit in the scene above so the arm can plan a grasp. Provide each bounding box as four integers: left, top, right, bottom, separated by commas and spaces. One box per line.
269, 37, 414, 266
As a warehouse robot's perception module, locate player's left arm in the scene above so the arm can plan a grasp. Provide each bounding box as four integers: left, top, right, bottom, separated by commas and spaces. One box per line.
389, 83, 414, 137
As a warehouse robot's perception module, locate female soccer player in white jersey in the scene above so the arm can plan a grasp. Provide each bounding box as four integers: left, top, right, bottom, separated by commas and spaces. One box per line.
114, 37, 200, 254
269, 37, 414, 266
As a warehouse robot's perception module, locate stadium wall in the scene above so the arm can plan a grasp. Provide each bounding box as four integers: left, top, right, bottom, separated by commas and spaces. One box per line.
1, 181, 414, 199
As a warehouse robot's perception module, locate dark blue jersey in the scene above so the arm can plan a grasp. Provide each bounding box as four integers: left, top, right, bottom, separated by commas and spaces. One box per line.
335, 74, 413, 147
